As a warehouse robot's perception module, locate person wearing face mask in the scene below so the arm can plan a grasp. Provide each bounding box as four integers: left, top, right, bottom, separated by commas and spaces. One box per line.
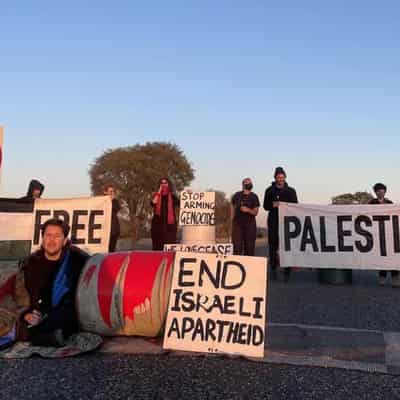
150, 177, 180, 250
369, 183, 399, 287
263, 167, 298, 282
230, 178, 260, 256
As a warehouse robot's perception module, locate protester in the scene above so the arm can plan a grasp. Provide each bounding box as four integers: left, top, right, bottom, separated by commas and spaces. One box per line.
231, 178, 260, 256
20, 179, 44, 201
18, 218, 89, 346
369, 183, 399, 287
103, 184, 121, 252
263, 167, 298, 282
151, 177, 179, 250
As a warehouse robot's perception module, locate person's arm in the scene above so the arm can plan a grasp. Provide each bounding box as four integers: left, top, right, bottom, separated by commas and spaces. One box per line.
292, 188, 298, 204
242, 207, 259, 216
263, 188, 274, 211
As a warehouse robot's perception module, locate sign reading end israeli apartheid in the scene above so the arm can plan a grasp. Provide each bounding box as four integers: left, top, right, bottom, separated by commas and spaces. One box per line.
279, 202, 400, 270
179, 191, 215, 226
164, 243, 233, 256
163, 252, 267, 358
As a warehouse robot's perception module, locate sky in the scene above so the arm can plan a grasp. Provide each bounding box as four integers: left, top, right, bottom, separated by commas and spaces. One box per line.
1, 1, 400, 223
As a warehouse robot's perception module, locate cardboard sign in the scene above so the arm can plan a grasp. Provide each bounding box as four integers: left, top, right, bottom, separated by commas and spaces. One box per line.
164, 243, 233, 256
163, 252, 267, 358
179, 191, 215, 226
280, 202, 400, 270
31, 197, 112, 254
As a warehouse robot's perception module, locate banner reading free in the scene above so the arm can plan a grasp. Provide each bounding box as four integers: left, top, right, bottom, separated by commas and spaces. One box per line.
31, 197, 112, 254
163, 252, 267, 358
0, 196, 112, 255
279, 202, 400, 270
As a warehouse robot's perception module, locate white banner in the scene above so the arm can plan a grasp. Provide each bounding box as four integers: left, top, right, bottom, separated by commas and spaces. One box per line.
31, 197, 112, 254
163, 252, 267, 358
279, 203, 400, 270
164, 243, 233, 256
179, 191, 215, 226
0, 196, 111, 255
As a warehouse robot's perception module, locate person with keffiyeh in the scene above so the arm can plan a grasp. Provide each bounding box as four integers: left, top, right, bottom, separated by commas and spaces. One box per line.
17, 218, 89, 347
150, 177, 180, 250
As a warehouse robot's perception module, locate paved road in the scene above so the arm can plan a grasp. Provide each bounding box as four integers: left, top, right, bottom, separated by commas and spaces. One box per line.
2, 353, 400, 400
2, 239, 400, 399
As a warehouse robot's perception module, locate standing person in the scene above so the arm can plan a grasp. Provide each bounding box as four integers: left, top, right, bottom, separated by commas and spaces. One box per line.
18, 218, 89, 346
103, 184, 121, 252
21, 179, 44, 201
150, 178, 179, 251
231, 178, 260, 256
369, 183, 399, 287
263, 167, 298, 282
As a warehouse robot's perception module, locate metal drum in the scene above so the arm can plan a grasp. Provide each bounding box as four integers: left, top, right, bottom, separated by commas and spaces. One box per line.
76, 251, 175, 337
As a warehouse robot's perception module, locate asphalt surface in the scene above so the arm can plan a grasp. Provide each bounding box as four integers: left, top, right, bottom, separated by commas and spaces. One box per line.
2, 353, 400, 400
2, 238, 400, 399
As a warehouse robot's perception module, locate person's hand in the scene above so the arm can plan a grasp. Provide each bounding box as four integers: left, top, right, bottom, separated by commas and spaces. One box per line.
272, 201, 280, 208
240, 206, 250, 213
24, 310, 42, 326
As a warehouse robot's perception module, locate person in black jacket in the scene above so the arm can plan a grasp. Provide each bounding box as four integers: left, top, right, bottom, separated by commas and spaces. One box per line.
231, 177, 260, 256
263, 167, 298, 281
20, 179, 44, 201
19, 218, 89, 346
103, 184, 121, 252
369, 183, 399, 287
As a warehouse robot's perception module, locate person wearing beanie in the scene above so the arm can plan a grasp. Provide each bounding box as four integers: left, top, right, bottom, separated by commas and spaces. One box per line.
369, 183, 399, 287
263, 167, 298, 282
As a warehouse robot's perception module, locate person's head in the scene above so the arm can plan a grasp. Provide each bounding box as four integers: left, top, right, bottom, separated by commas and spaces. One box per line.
159, 177, 173, 195
27, 179, 44, 199
242, 177, 253, 192
41, 218, 70, 260
274, 167, 287, 187
373, 183, 387, 200
103, 184, 116, 200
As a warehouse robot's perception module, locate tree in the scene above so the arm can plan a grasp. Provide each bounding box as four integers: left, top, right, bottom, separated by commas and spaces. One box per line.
89, 142, 195, 241
331, 191, 373, 205
207, 189, 231, 240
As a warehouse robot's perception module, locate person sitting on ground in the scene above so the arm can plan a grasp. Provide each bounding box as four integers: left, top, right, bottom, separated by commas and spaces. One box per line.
18, 218, 89, 346
369, 183, 399, 288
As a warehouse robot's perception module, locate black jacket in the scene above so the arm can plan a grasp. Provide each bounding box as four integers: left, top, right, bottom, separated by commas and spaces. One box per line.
20, 244, 89, 314
111, 199, 121, 237
20, 179, 45, 201
263, 182, 298, 227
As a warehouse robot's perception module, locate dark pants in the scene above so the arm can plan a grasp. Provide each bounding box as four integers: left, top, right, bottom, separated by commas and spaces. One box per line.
151, 224, 177, 251
28, 303, 79, 345
268, 222, 291, 277
232, 221, 256, 256
109, 234, 119, 252
379, 270, 399, 278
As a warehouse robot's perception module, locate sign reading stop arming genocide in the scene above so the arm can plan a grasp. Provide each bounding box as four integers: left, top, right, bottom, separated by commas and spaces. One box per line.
279, 202, 400, 270
0, 196, 112, 254
179, 191, 215, 226
163, 252, 267, 358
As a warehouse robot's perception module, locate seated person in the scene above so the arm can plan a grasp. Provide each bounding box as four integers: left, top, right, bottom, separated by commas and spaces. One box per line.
18, 218, 89, 347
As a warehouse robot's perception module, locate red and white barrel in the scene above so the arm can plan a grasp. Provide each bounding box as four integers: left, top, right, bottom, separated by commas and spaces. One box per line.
76, 251, 175, 337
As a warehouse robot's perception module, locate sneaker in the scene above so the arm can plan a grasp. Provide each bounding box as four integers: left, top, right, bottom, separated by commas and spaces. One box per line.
379, 276, 386, 286
392, 275, 400, 288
